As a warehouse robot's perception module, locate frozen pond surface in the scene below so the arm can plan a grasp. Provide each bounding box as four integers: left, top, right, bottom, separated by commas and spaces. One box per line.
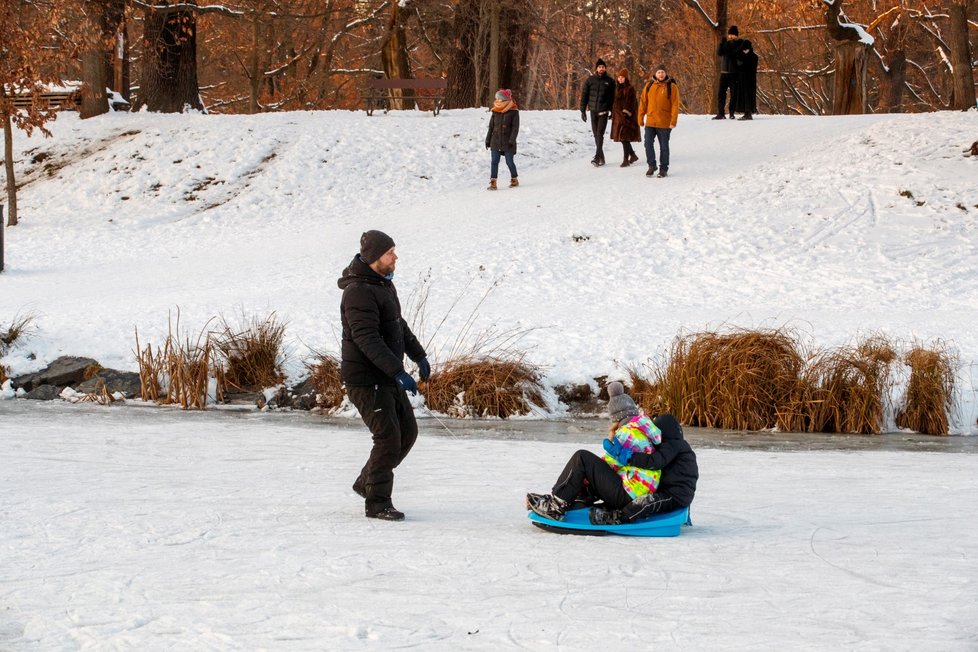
2, 400, 977, 649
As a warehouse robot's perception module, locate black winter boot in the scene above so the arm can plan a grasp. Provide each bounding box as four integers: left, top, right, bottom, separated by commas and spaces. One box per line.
526, 493, 570, 521
366, 505, 405, 521
657, 167, 668, 178
646, 165, 657, 177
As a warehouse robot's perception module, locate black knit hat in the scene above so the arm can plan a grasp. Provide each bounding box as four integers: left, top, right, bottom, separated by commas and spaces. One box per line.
595, 58, 606, 68
359, 230, 395, 264
728, 25, 739, 36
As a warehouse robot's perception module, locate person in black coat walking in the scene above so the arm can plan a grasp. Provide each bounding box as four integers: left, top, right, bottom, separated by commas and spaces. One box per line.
589, 413, 699, 525
734, 39, 758, 120
579, 58, 616, 166
485, 88, 520, 190
714, 25, 744, 119
338, 230, 430, 521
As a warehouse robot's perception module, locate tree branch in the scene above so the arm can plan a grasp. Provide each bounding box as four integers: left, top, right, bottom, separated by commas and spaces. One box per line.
131, 1, 244, 17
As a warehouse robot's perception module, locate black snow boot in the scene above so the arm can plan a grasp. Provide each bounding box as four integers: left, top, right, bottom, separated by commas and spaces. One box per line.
526, 493, 569, 521
366, 506, 405, 521
657, 167, 668, 178
646, 165, 657, 177
589, 506, 624, 526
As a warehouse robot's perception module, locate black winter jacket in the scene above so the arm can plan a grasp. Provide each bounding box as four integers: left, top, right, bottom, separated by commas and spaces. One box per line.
579, 72, 616, 113
337, 255, 426, 386
486, 109, 519, 154
629, 414, 699, 507
717, 38, 744, 74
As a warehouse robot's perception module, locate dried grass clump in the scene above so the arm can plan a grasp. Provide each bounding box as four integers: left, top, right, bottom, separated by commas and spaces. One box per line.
0, 364, 8, 386
896, 343, 955, 436
213, 313, 287, 391
424, 355, 545, 418
134, 311, 221, 410
626, 367, 663, 417
650, 329, 804, 430
784, 336, 897, 434
307, 353, 344, 409
0, 312, 37, 355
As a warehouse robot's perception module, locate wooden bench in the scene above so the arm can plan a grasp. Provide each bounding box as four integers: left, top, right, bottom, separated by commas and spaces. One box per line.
11, 90, 81, 111
364, 78, 447, 116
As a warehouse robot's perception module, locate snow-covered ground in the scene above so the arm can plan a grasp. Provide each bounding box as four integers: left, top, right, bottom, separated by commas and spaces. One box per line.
2, 404, 976, 649
2, 108, 978, 430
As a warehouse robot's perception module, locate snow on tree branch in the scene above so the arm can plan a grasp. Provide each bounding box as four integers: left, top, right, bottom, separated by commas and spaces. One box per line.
131, 1, 244, 17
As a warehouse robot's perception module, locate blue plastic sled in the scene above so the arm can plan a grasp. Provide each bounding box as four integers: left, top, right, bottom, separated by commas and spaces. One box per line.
528, 506, 692, 537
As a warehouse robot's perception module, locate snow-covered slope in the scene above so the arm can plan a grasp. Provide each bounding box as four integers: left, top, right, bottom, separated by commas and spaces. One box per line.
2, 108, 977, 430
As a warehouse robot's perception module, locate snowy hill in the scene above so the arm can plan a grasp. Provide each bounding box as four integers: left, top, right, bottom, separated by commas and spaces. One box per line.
2, 108, 977, 431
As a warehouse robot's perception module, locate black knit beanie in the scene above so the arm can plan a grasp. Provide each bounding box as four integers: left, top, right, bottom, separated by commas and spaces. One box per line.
595, 58, 606, 68
728, 25, 739, 36
360, 230, 395, 264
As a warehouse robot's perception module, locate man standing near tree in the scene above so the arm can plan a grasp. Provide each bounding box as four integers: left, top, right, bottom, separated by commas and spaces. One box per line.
338, 230, 430, 521
714, 25, 743, 120
579, 58, 617, 166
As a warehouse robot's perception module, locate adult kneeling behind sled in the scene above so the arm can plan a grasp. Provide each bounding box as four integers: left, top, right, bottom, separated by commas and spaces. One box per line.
526, 382, 698, 523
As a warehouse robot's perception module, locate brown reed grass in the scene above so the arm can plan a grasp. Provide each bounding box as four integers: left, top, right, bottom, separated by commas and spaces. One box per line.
0, 312, 37, 355
646, 329, 804, 431
213, 313, 287, 392
782, 335, 897, 434
134, 311, 218, 410
0, 364, 8, 386
896, 343, 955, 435
307, 352, 344, 409
423, 354, 545, 418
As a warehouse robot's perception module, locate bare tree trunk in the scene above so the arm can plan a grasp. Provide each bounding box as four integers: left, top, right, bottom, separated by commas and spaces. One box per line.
832, 41, 868, 114
135, 5, 204, 113
825, 0, 870, 115
249, 14, 261, 113
2, 109, 16, 227
948, 0, 976, 111
382, 2, 413, 110
488, 2, 500, 94
713, 0, 728, 116
81, 0, 125, 118
445, 0, 479, 108
880, 19, 908, 113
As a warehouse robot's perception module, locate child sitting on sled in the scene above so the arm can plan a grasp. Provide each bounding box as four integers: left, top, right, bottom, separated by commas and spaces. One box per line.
526, 381, 662, 521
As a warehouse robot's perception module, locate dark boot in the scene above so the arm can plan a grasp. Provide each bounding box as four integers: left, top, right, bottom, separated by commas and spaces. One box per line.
657, 166, 668, 178
712, 114, 726, 120
526, 493, 569, 521
729, 112, 736, 119
366, 505, 405, 521
620, 155, 630, 168
739, 113, 753, 120
646, 165, 657, 177
628, 152, 639, 164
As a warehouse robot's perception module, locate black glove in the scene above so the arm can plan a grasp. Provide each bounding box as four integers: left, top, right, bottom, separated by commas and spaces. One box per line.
417, 357, 431, 381
581, 111, 587, 122
395, 371, 418, 396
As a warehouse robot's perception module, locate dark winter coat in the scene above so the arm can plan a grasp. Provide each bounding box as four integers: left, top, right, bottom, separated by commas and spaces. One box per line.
579, 72, 617, 113
486, 108, 519, 154
628, 414, 698, 507
611, 81, 641, 143
717, 37, 744, 75
734, 44, 758, 114
337, 255, 426, 387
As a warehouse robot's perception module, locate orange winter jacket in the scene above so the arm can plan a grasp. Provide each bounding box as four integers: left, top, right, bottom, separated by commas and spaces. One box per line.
638, 77, 680, 129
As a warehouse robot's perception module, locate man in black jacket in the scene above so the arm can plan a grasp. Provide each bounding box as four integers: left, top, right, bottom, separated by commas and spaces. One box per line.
579, 58, 617, 166
714, 25, 744, 120
338, 230, 430, 521
590, 413, 699, 524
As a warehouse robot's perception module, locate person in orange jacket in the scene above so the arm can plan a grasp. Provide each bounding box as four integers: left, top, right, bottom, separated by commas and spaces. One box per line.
637, 64, 681, 178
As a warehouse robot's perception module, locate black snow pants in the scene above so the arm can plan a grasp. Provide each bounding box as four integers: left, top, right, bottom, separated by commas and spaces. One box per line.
552, 449, 632, 510
590, 111, 609, 160
346, 384, 418, 514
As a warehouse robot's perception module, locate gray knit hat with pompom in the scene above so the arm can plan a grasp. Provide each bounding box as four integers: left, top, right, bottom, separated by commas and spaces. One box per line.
607, 381, 640, 421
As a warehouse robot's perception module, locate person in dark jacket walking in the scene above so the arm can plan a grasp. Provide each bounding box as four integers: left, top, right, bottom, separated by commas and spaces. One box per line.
338, 230, 430, 521
589, 413, 698, 525
485, 88, 520, 190
611, 68, 641, 167
714, 25, 744, 120
734, 39, 758, 120
579, 58, 616, 167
